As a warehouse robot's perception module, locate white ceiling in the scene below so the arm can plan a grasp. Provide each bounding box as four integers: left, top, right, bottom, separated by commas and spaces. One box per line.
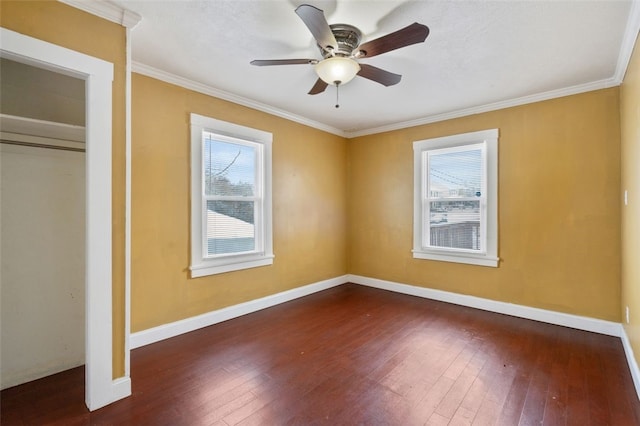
111, 0, 638, 137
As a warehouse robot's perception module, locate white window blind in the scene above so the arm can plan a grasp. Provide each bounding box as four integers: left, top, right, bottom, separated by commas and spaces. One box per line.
413, 129, 498, 267
203, 135, 259, 257
425, 143, 485, 252
190, 114, 273, 277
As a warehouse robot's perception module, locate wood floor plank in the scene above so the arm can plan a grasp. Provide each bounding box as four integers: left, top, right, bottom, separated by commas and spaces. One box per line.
406, 374, 456, 423
2, 283, 639, 425
518, 330, 554, 426
468, 358, 516, 425
452, 367, 490, 423
426, 412, 451, 426
496, 370, 533, 426
565, 349, 590, 426
435, 349, 486, 420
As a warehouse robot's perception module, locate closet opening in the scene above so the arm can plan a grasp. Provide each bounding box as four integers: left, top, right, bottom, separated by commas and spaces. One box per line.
1, 58, 87, 392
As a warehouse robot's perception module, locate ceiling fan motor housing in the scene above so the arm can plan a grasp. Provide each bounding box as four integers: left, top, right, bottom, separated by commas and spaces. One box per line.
320, 24, 363, 58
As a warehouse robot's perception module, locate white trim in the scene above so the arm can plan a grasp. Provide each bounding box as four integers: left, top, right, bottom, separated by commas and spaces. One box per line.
61, 1, 637, 140
189, 113, 274, 277
348, 275, 622, 337
133, 62, 346, 138
0, 114, 85, 142
356, 274, 637, 400
58, 0, 142, 29
132, 62, 621, 140
130, 275, 347, 348
621, 326, 640, 401
129, 272, 638, 401
132, 63, 624, 141
190, 256, 275, 277
614, 0, 640, 83
84, 43, 119, 412
111, 376, 132, 403
131, 57, 619, 142
0, 28, 127, 411
346, 78, 618, 138
124, 24, 133, 381
411, 251, 499, 267
413, 129, 499, 267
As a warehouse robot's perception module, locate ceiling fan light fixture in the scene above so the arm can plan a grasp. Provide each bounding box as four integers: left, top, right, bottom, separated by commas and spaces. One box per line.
314, 56, 360, 86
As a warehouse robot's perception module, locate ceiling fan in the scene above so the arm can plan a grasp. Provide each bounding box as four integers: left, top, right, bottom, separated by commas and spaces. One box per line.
250, 4, 430, 107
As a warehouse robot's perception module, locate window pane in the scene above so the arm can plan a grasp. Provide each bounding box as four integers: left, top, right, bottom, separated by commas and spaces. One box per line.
429, 200, 481, 250
206, 200, 255, 256
429, 149, 482, 198
204, 135, 255, 196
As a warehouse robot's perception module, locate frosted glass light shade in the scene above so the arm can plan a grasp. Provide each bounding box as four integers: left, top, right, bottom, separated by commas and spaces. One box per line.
314, 57, 361, 85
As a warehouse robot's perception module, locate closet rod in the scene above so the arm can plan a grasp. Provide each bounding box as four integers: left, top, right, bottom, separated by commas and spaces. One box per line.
0, 139, 85, 153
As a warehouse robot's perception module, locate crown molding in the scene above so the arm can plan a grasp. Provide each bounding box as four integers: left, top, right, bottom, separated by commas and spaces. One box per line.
132, 62, 346, 137
345, 77, 619, 138
58, 0, 142, 29
131, 59, 622, 140
133, 59, 620, 139
614, 0, 640, 83
61, 0, 637, 139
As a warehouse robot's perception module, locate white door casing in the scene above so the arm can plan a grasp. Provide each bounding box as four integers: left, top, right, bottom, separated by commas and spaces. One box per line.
0, 27, 131, 410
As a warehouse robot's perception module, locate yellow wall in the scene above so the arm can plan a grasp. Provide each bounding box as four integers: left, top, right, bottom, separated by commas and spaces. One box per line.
0, 1, 127, 377
130, 75, 347, 331
348, 88, 622, 321
621, 33, 640, 367
1, 1, 630, 382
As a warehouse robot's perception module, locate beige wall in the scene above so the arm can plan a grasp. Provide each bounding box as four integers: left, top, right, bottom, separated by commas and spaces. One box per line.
130, 75, 347, 331
0, 1, 128, 377
0, 58, 85, 126
621, 33, 640, 367
1, 145, 85, 389
348, 88, 622, 321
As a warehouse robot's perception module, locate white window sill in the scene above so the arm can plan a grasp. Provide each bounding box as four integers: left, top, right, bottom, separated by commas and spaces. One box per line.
412, 250, 499, 267
190, 254, 274, 277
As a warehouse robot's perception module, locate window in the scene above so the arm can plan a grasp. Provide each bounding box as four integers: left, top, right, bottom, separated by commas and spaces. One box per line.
190, 113, 273, 277
413, 129, 498, 267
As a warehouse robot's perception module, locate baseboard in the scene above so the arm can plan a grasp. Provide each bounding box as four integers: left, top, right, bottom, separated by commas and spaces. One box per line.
86, 376, 132, 411
130, 275, 347, 349
111, 377, 132, 404
132, 273, 623, 348
347, 274, 622, 337
130, 272, 637, 400
621, 327, 640, 401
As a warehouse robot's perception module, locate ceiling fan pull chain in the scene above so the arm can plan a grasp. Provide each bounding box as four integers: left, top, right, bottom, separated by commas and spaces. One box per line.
335, 81, 340, 108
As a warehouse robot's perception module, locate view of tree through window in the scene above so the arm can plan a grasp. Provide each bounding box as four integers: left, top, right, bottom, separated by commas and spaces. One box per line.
204, 134, 257, 256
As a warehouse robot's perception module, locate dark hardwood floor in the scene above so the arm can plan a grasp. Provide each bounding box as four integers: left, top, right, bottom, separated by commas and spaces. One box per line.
2, 283, 639, 425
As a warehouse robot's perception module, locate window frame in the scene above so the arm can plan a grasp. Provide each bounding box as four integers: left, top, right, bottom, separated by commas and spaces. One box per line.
190, 113, 273, 277
413, 129, 499, 267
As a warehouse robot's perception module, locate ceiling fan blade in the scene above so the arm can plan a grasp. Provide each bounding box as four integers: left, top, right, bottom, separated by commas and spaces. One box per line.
308, 78, 328, 95
357, 64, 402, 86
357, 22, 429, 58
295, 4, 338, 51
250, 59, 316, 66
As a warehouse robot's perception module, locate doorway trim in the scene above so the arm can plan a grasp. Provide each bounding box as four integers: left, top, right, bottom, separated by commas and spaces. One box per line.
0, 27, 131, 410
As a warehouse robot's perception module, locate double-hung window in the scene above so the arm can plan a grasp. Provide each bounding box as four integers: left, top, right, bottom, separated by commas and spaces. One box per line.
413, 129, 499, 267
190, 113, 273, 277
